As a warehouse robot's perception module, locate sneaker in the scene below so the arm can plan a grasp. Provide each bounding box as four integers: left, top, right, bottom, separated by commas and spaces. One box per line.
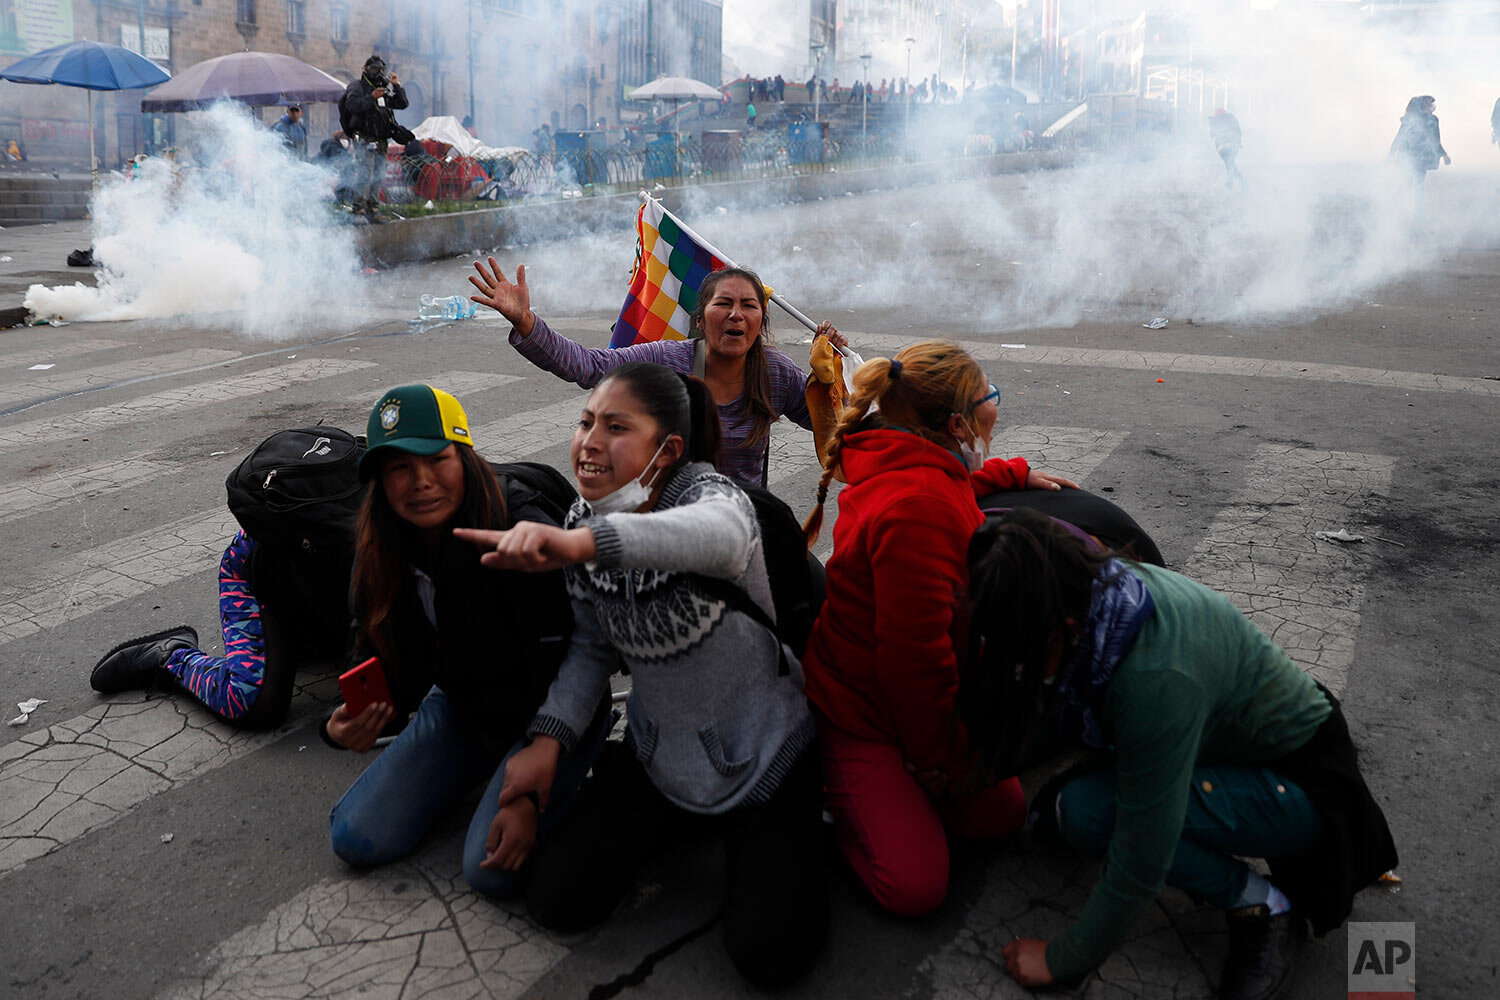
90, 625, 198, 694
1220, 903, 1303, 1000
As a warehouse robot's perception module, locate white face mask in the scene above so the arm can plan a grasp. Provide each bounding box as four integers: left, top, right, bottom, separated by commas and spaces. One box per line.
957, 421, 990, 473
587, 437, 671, 515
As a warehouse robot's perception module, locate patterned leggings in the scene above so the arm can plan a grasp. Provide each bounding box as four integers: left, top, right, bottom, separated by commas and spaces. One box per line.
164, 531, 297, 729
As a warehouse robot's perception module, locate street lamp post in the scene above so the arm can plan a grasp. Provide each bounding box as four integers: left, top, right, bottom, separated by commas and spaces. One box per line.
1010, 2, 1019, 90
859, 51, 871, 139
960, 18, 969, 101
935, 11, 945, 94
904, 36, 914, 134
810, 42, 825, 124
467, 0, 475, 124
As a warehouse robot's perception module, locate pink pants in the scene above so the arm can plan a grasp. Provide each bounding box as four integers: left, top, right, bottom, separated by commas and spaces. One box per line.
821, 726, 1026, 915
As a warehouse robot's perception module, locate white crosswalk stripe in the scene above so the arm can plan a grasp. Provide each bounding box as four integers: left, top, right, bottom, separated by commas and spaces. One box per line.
1001, 425, 1128, 485
0, 372, 527, 639
0, 689, 309, 876
0, 348, 240, 410
0, 508, 239, 644
0, 337, 127, 364
0, 457, 178, 525
1177, 445, 1395, 696
0, 359, 376, 454
135, 418, 1139, 999
0, 327, 1393, 1000
0, 371, 520, 526
157, 849, 570, 1000
849, 332, 1500, 398
470, 394, 590, 462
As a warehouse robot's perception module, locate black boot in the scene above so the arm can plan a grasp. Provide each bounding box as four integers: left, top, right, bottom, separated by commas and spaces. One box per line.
1220, 904, 1303, 1000
90, 625, 198, 694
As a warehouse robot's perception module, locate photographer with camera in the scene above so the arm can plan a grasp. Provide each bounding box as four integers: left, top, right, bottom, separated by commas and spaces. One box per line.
339, 54, 412, 223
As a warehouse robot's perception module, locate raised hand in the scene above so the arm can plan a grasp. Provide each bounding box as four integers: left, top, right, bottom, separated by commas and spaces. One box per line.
469, 257, 535, 334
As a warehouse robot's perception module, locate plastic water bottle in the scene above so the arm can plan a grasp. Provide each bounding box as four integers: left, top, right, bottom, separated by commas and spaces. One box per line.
418, 294, 477, 322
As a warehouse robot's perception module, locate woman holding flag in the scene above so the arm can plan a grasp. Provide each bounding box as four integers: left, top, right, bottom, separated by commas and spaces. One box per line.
470, 196, 848, 487
471, 256, 837, 488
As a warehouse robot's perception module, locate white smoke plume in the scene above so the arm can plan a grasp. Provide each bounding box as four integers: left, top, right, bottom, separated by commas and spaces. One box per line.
479, 0, 1500, 337
25, 104, 361, 336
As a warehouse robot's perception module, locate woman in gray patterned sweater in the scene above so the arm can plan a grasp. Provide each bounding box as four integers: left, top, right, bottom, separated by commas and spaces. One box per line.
454, 361, 827, 987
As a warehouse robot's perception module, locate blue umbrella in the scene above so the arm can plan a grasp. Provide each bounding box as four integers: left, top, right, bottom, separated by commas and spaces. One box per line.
0, 39, 171, 185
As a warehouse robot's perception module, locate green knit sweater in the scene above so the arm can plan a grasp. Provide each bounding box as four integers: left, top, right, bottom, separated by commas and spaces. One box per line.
1044, 563, 1333, 983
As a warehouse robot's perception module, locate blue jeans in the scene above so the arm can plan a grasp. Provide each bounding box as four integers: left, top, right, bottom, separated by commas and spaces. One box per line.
1056, 765, 1323, 908
329, 686, 609, 898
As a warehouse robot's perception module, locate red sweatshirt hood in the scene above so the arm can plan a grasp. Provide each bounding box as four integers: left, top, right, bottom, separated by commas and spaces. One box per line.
840, 428, 968, 487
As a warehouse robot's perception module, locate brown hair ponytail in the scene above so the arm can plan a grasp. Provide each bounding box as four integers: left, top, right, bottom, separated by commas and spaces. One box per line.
801, 340, 987, 546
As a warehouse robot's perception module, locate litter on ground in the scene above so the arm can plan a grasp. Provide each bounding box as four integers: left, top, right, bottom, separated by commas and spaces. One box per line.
7, 698, 46, 726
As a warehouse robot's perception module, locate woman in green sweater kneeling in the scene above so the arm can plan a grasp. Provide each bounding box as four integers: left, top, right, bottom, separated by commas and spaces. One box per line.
959, 509, 1397, 1000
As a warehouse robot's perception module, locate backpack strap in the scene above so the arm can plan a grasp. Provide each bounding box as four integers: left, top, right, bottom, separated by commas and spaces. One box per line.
689, 572, 791, 676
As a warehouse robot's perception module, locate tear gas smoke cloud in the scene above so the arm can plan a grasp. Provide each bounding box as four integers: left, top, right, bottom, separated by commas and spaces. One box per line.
25, 104, 360, 336
496, 0, 1500, 337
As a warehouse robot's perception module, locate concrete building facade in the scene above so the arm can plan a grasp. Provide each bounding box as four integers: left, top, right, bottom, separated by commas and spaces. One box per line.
0, 0, 723, 168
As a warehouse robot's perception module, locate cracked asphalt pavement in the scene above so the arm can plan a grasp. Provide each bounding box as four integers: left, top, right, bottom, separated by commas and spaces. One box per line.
1, 171, 1496, 998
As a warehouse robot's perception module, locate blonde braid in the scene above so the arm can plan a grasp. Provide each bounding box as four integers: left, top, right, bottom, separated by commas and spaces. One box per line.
801, 358, 895, 546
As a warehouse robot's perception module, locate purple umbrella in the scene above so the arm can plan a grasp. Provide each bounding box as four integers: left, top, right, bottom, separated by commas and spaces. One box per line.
140, 51, 345, 112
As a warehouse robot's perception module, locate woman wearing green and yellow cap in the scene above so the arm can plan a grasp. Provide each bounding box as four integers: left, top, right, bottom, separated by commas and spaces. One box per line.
326, 384, 609, 898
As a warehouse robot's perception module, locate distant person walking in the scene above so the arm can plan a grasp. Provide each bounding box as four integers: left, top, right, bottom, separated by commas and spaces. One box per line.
746, 101, 757, 130
270, 104, 308, 158
1209, 108, 1246, 190
1388, 95, 1449, 204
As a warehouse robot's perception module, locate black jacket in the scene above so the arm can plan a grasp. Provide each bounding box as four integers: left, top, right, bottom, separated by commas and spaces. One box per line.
349, 470, 574, 739
341, 76, 409, 143
245, 541, 356, 662
1267, 689, 1399, 936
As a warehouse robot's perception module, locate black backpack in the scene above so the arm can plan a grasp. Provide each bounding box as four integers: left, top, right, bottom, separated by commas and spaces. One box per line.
337, 90, 354, 137
489, 460, 578, 526
226, 427, 366, 551
692, 483, 820, 675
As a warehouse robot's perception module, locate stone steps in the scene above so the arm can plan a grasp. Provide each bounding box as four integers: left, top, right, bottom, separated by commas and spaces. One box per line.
0, 174, 92, 227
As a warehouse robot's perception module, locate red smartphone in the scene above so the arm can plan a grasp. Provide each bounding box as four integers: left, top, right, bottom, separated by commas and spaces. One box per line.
339, 656, 392, 717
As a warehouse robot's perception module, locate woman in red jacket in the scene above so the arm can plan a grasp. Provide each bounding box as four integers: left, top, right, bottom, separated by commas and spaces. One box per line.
800, 340, 1077, 915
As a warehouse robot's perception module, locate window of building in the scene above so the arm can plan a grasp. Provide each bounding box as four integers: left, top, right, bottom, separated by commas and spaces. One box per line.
236, 0, 256, 24
286, 0, 305, 35
405, 11, 421, 47
330, 4, 349, 42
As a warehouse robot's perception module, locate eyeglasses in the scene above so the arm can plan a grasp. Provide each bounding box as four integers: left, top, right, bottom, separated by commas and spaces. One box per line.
969, 382, 1000, 410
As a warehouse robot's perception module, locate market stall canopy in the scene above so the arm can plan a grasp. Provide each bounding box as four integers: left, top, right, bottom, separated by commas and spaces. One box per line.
627, 76, 723, 102
0, 38, 170, 90
0, 39, 170, 186
410, 116, 528, 161
140, 51, 344, 112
